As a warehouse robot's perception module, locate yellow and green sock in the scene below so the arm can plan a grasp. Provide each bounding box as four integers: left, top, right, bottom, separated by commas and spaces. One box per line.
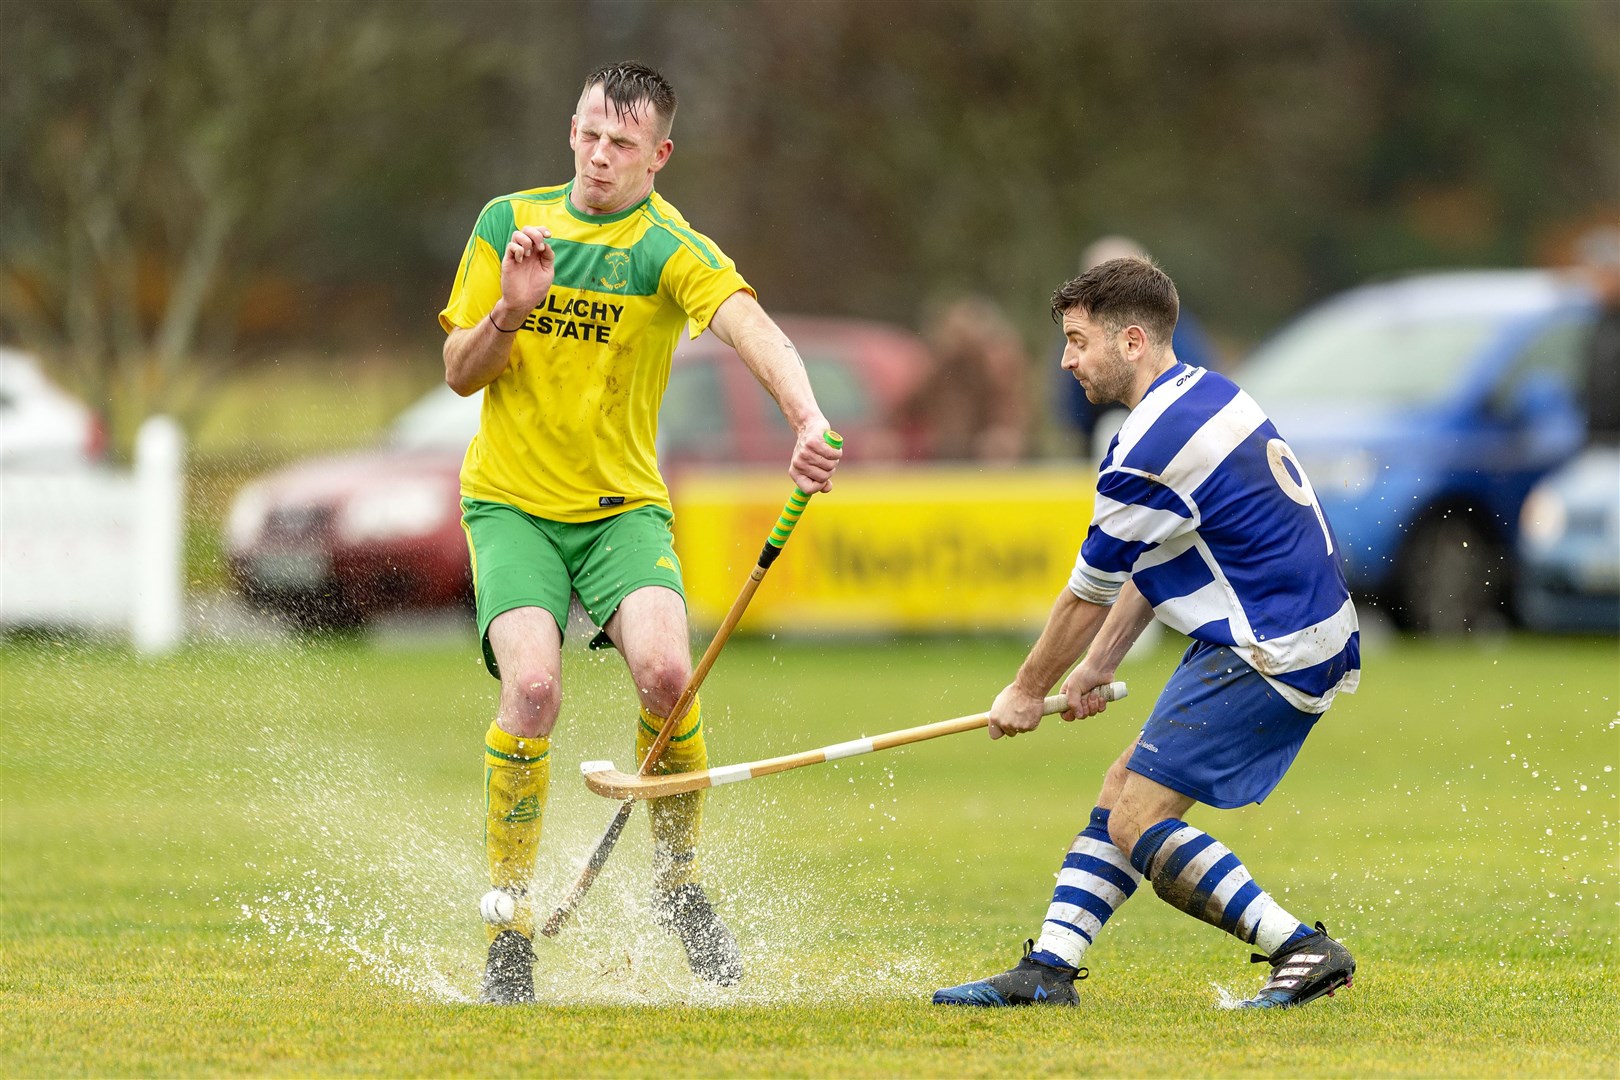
483, 719, 549, 940
636, 695, 708, 894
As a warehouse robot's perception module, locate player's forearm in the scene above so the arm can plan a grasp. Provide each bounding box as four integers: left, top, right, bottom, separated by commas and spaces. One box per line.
1080, 582, 1156, 676
741, 330, 824, 430
444, 300, 528, 396
716, 297, 824, 432
1013, 588, 1110, 697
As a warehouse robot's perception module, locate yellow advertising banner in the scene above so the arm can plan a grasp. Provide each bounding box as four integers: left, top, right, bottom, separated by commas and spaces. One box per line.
672, 465, 1097, 633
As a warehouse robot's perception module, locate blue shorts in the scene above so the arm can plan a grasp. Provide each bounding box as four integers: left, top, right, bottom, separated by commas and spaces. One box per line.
1126, 640, 1320, 809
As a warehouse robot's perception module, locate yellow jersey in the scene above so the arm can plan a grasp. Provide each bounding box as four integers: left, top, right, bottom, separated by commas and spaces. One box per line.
439, 182, 752, 522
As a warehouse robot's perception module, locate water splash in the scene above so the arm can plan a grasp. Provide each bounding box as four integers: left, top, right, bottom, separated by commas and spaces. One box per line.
229, 667, 941, 1005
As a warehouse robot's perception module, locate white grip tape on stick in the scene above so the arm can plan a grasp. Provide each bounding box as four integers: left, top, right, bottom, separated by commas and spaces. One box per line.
822, 737, 874, 761
708, 763, 753, 786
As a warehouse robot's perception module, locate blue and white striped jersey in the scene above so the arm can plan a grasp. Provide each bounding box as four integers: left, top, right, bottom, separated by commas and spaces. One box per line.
1069, 364, 1360, 712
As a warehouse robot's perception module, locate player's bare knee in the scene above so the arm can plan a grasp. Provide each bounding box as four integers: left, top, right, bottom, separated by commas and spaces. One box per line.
1102, 752, 1133, 798
636, 657, 691, 718
500, 669, 561, 737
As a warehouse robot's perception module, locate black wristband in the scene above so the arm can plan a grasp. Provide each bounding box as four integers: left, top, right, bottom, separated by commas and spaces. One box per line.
489, 312, 521, 334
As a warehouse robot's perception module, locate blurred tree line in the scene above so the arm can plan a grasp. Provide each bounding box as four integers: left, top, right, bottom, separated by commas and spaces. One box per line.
2, 0, 1616, 447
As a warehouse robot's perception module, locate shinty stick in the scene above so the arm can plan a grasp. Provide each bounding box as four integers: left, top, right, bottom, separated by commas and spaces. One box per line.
538, 432, 843, 938
580, 683, 1129, 800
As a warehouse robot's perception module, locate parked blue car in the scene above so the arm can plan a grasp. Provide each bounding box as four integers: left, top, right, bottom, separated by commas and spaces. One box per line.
1239, 270, 1596, 632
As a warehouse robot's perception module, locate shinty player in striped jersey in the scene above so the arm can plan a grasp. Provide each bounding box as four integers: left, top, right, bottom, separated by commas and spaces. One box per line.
933, 257, 1359, 1009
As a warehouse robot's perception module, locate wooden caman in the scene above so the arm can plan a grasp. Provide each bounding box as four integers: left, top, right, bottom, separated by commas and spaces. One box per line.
537, 431, 844, 938
581, 682, 1129, 801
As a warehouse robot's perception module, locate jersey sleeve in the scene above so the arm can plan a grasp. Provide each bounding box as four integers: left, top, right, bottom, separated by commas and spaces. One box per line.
1068, 468, 1196, 605
657, 228, 754, 339
438, 200, 512, 333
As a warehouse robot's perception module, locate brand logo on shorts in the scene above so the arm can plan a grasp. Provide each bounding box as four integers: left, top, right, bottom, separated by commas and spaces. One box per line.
1137, 739, 1160, 753
655, 555, 676, 571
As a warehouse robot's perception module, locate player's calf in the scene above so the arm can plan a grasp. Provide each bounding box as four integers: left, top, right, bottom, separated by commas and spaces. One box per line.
483, 724, 549, 940
1030, 807, 1141, 971
1131, 819, 1316, 956
638, 701, 707, 896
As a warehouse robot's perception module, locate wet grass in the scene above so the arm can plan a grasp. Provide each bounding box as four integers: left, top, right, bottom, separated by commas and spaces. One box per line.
2, 632, 1616, 1076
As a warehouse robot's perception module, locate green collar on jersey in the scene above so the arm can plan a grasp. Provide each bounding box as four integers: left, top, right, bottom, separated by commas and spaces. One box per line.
563, 180, 652, 225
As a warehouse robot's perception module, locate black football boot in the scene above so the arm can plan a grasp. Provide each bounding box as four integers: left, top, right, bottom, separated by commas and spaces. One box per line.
652, 883, 743, 987
480, 929, 536, 1005
932, 939, 1085, 1007
1238, 921, 1355, 1008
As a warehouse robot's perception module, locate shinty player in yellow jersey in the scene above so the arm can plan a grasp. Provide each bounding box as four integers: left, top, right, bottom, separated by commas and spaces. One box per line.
441, 63, 842, 1004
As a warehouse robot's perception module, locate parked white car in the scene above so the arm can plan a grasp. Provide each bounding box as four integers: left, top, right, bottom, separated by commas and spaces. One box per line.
1518, 444, 1620, 632
0, 348, 104, 466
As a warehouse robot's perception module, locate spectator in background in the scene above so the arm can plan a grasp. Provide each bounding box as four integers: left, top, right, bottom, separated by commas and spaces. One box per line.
1057, 236, 1220, 450
1577, 225, 1620, 444
906, 294, 1032, 462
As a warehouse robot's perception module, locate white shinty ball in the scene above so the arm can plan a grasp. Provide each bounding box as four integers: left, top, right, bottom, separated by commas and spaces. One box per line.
480, 888, 516, 925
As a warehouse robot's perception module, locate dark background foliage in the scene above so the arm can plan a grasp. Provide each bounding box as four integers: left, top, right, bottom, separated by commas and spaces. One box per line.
3, 0, 1616, 435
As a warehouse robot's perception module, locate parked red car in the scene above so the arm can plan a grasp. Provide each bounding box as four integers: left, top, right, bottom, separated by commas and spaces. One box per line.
226, 317, 931, 628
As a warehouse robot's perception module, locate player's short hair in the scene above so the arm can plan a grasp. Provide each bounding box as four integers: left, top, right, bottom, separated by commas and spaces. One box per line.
1050, 257, 1179, 345
581, 62, 677, 140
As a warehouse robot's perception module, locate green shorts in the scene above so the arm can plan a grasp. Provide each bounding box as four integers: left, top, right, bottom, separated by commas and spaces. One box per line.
461, 499, 685, 679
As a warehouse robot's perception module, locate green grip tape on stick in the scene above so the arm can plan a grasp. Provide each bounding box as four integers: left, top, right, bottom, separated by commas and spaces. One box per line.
759, 430, 842, 567
767, 489, 811, 549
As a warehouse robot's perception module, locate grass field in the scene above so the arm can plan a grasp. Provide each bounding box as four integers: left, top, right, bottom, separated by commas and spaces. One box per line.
2, 630, 1616, 1076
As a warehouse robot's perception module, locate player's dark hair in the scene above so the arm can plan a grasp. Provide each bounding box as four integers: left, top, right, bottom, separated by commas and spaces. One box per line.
1050, 257, 1179, 345
582, 62, 677, 139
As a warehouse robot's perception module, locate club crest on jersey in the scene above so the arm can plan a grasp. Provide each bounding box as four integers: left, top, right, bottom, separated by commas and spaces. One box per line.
599, 251, 631, 290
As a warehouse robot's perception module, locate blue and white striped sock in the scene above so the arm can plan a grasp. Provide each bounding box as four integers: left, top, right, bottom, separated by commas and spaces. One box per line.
1130, 818, 1312, 955
1029, 807, 1142, 970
